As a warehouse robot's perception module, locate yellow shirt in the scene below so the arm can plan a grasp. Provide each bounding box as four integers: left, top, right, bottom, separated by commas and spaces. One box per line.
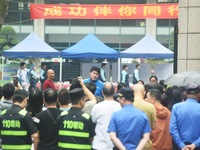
133, 99, 156, 128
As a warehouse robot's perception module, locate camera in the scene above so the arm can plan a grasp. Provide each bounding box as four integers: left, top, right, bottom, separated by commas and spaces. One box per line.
13, 76, 18, 86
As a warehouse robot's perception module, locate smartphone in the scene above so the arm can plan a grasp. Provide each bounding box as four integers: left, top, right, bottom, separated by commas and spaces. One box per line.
13, 76, 18, 86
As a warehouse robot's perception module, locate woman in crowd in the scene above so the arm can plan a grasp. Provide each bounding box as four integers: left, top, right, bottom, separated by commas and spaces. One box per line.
26, 88, 43, 117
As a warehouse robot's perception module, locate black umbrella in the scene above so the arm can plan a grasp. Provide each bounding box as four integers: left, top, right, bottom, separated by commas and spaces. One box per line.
164, 71, 200, 86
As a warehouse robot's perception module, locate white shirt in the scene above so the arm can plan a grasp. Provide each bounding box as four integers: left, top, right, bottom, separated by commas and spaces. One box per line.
100, 68, 106, 82
91, 100, 121, 150
134, 69, 140, 81
21, 70, 27, 86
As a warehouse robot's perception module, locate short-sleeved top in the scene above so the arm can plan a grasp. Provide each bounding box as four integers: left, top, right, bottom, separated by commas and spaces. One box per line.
33, 108, 62, 150
0, 105, 37, 147
133, 99, 156, 129
108, 104, 151, 150
84, 78, 104, 97
57, 107, 95, 150
91, 100, 121, 150
43, 79, 56, 91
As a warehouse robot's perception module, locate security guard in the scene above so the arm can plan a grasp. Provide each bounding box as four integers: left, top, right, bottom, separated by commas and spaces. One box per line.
0, 92, 39, 150
57, 88, 95, 150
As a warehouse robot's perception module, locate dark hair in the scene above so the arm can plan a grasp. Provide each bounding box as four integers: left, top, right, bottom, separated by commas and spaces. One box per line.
84, 82, 96, 94
160, 94, 169, 107
69, 81, 84, 105
168, 87, 185, 111
138, 80, 144, 85
12, 94, 26, 103
0, 86, 3, 100
90, 66, 100, 74
136, 64, 140, 68
144, 84, 154, 98
117, 83, 125, 91
153, 84, 163, 94
44, 88, 58, 104
41, 63, 47, 69
14, 89, 29, 98
123, 65, 128, 70
103, 83, 114, 97
148, 89, 162, 102
58, 88, 70, 105
159, 80, 165, 86
26, 88, 43, 117
149, 75, 158, 82
3, 83, 15, 99
159, 79, 167, 90
20, 62, 26, 67
101, 63, 106, 68
70, 79, 82, 90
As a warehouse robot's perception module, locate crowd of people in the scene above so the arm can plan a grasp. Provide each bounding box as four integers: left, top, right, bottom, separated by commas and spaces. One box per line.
0, 62, 200, 150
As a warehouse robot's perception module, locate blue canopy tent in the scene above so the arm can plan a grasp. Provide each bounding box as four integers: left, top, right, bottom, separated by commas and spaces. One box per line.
61, 33, 119, 58
1, 32, 61, 83
2, 32, 61, 58
120, 34, 174, 59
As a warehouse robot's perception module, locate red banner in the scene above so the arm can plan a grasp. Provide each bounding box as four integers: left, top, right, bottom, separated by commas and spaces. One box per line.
30, 3, 178, 20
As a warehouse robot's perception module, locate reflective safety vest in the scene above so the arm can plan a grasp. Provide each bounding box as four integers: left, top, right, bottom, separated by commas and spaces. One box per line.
0, 109, 32, 150
58, 111, 92, 150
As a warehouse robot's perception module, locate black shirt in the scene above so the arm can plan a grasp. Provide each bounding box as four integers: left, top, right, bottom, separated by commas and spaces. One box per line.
57, 107, 95, 150
34, 108, 62, 150
0, 105, 37, 147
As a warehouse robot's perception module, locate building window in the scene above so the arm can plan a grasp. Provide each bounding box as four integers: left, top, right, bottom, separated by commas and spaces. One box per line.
5, 10, 32, 25
96, 20, 119, 26
121, 19, 145, 27
157, 0, 178, 3
45, 20, 69, 26
157, 19, 177, 27
71, 19, 94, 26
48, 42, 69, 50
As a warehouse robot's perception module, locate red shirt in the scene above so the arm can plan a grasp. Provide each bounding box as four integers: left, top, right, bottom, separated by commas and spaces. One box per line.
43, 79, 56, 91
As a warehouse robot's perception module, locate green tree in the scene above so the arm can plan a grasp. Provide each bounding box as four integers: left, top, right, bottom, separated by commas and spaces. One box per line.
0, 0, 9, 31
0, 26, 19, 55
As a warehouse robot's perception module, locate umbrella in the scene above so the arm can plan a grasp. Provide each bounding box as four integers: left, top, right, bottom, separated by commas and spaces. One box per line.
164, 71, 200, 86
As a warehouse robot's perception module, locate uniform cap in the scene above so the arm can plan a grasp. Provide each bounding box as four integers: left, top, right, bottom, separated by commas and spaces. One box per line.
69, 88, 84, 100
118, 87, 134, 101
185, 82, 200, 94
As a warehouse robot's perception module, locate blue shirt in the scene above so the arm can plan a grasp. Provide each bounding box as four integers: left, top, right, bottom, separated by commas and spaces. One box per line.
108, 104, 151, 150
170, 98, 200, 148
84, 78, 104, 97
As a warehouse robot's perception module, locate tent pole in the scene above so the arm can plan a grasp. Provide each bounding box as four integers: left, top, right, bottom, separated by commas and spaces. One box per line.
118, 58, 121, 82
59, 57, 62, 82
1, 56, 4, 86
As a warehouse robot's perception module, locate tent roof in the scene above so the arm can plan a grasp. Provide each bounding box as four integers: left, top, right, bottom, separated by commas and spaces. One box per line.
120, 35, 174, 58
2, 32, 61, 58
61, 33, 119, 58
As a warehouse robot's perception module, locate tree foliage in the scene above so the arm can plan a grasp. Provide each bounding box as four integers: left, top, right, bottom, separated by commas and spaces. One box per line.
0, 26, 19, 55
0, 26, 16, 35
0, 0, 9, 31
